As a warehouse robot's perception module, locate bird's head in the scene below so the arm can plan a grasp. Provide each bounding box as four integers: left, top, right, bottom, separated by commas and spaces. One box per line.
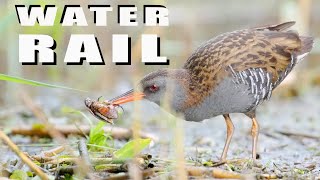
110, 69, 190, 112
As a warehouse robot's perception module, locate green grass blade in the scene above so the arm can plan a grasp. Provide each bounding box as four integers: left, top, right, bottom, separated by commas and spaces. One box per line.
87, 122, 114, 151
0, 73, 87, 92
114, 138, 151, 159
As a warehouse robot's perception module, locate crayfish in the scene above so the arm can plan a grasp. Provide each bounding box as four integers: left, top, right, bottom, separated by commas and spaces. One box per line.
84, 97, 123, 124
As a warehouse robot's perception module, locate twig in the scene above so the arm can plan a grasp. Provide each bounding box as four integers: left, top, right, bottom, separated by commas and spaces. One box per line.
259, 173, 277, 179
31, 156, 121, 165
212, 161, 226, 167
10, 125, 158, 141
29, 154, 54, 163
25, 146, 66, 163
95, 164, 127, 173
45, 157, 127, 165
43, 146, 65, 157
17, 143, 76, 147
0, 130, 48, 180
137, 154, 152, 161
78, 138, 97, 179
91, 158, 124, 165
46, 157, 78, 164
106, 168, 158, 180
186, 166, 243, 179
276, 130, 320, 139
104, 166, 243, 179
78, 138, 93, 171
94, 157, 147, 173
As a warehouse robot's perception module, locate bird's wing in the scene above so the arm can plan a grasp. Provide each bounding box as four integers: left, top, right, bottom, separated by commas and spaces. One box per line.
184, 22, 314, 87
182, 22, 313, 109
226, 28, 313, 86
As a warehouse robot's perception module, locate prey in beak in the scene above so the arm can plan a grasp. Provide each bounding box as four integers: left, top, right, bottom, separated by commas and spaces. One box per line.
85, 97, 121, 124
84, 90, 144, 124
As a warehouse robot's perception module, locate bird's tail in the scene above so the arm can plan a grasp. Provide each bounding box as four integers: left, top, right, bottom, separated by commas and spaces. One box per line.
296, 36, 314, 63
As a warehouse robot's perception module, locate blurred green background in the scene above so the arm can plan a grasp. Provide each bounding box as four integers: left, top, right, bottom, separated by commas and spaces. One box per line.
0, 0, 319, 105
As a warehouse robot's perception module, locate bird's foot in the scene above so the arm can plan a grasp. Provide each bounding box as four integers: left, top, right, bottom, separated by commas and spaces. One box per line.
252, 153, 262, 167
238, 158, 262, 168
252, 159, 263, 168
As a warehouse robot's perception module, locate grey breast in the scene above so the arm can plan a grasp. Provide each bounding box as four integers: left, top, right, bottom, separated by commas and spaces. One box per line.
183, 67, 274, 122
183, 77, 256, 122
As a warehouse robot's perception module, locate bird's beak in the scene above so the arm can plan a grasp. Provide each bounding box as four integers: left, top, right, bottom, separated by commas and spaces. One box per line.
110, 89, 145, 105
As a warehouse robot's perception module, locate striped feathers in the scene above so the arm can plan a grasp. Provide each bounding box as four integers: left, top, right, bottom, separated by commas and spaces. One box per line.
228, 66, 273, 108
182, 21, 314, 108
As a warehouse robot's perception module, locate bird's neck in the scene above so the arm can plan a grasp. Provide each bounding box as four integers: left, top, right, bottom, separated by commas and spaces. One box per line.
159, 69, 190, 111
162, 68, 219, 111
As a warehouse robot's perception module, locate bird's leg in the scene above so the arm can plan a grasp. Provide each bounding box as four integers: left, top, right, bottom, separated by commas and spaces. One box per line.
220, 114, 234, 162
251, 116, 260, 160
245, 111, 260, 161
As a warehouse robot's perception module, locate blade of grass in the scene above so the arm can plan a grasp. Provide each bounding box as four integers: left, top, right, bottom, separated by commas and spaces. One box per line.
0, 73, 87, 92
88, 122, 114, 151
114, 138, 151, 159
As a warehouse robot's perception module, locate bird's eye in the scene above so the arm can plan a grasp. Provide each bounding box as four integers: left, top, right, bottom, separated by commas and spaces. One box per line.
149, 85, 159, 92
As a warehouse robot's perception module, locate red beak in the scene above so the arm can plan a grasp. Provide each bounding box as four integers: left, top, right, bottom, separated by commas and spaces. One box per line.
110, 89, 145, 105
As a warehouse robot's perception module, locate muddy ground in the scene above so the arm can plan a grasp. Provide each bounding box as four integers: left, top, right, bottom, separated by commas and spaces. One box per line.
0, 87, 319, 179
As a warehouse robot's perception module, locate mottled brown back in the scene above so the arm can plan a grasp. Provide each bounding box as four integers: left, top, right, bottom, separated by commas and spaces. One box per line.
182, 21, 313, 108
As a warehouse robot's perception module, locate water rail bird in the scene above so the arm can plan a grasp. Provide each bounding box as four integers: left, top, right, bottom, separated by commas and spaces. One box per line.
107, 21, 314, 161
